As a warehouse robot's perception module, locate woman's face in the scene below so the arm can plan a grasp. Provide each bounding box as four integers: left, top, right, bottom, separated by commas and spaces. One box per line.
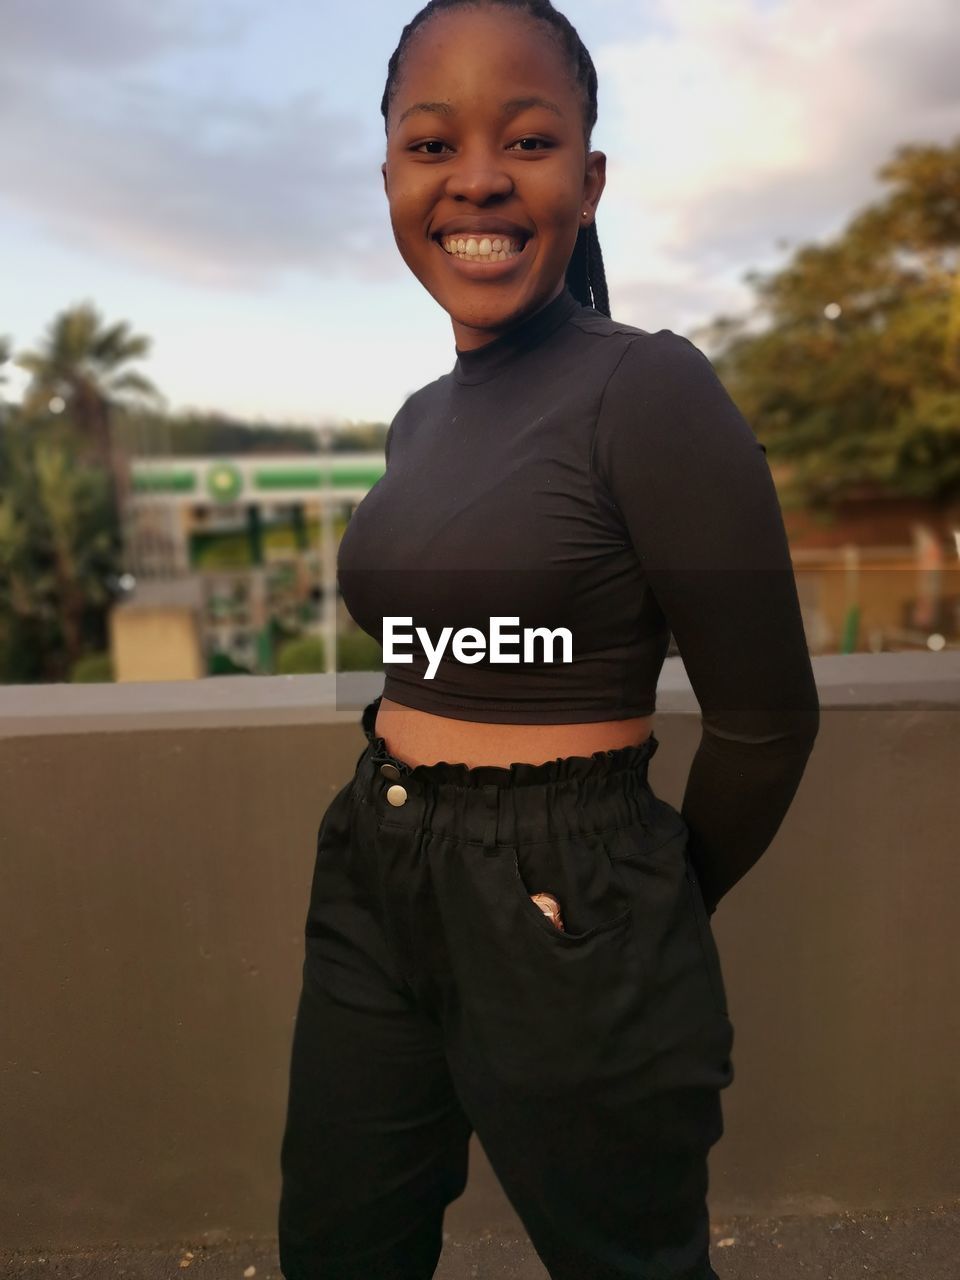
382, 6, 605, 351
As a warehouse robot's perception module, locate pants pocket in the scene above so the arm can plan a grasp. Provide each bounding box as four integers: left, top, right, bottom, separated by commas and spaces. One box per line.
605, 800, 730, 1024
304, 780, 363, 946
440, 832, 650, 1098
511, 839, 632, 941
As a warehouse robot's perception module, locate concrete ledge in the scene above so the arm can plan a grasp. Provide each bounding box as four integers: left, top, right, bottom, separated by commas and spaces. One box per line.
1, 652, 958, 738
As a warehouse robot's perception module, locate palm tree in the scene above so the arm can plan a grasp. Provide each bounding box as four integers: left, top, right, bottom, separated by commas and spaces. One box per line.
16, 303, 164, 549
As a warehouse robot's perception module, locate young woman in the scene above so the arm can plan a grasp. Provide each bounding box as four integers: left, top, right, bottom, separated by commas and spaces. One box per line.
278, 2, 820, 1277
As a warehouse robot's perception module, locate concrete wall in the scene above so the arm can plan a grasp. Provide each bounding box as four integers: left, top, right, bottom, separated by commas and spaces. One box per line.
0, 655, 958, 1250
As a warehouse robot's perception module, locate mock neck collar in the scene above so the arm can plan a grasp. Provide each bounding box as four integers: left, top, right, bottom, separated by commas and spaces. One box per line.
453, 287, 583, 385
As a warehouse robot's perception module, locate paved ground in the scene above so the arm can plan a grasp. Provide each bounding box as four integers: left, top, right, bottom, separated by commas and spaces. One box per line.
5, 1204, 960, 1280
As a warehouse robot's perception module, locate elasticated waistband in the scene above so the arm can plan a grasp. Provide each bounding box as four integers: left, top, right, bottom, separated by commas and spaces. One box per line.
352, 695, 661, 844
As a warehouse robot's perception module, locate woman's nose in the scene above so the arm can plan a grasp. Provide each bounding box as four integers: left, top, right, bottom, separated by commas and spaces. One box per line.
444, 148, 514, 203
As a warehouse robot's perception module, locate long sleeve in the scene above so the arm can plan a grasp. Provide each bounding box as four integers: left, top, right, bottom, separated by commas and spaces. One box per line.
590, 332, 820, 913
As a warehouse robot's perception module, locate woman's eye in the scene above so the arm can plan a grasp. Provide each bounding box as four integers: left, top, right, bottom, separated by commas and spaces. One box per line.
509, 137, 553, 151
408, 136, 553, 154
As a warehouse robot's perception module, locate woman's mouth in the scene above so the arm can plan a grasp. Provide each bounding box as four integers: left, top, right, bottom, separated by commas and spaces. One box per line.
437, 232, 527, 262
433, 232, 531, 275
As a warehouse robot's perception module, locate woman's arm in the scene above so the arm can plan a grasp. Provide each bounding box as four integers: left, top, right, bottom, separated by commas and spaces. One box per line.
590, 332, 820, 913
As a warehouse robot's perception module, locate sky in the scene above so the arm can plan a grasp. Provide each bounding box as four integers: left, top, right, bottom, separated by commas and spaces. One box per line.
1, 0, 958, 428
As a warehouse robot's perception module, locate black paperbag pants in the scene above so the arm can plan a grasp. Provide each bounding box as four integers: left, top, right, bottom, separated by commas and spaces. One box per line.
278, 695, 735, 1279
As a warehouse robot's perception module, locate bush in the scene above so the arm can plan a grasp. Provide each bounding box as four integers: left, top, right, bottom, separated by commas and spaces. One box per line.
208, 651, 252, 676
276, 635, 325, 674
69, 652, 115, 683
275, 630, 384, 674
336, 629, 383, 671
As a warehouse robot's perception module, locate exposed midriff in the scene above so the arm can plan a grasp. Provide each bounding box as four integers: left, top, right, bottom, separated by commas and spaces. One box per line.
375, 695, 654, 769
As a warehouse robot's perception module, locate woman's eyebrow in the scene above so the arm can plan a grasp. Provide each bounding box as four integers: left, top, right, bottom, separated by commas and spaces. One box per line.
397, 96, 564, 125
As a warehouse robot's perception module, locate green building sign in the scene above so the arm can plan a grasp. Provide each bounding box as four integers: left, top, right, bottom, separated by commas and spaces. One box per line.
206, 462, 244, 503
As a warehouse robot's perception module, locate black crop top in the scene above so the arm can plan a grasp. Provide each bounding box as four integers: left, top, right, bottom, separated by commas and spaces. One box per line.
338, 285, 820, 910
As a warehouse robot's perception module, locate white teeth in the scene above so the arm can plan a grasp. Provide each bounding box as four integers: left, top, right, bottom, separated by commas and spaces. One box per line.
440, 232, 525, 261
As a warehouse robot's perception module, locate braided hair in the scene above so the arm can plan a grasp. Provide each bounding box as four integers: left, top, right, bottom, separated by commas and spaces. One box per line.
381, 0, 610, 316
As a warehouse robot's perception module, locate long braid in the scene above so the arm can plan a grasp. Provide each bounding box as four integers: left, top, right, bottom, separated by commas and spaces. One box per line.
381, 0, 611, 316
585, 221, 609, 316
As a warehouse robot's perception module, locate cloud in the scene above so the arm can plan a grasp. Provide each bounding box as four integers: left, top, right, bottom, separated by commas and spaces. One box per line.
0, 0, 395, 290
2, 85, 392, 290
592, 0, 960, 328
1, 0, 957, 315
1, 0, 245, 70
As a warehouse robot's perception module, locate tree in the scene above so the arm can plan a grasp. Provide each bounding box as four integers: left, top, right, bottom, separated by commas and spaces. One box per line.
15, 303, 165, 554
696, 137, 960, 517
0, 421, 118, 681
0, 334, 11, 432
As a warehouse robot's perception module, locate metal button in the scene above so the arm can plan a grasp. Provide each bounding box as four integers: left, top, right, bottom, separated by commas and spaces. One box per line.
386, 784, 408, 807
379, 762, 402, 781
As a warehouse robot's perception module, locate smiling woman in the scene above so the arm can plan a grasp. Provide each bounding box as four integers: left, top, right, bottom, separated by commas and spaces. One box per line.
278, 3, 820, 1278
379, 3, 607, 352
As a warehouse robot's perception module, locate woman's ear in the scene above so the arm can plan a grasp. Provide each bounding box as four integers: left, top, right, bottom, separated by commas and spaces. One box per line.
584, 150, 606, 214
381, 162, 388, 196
